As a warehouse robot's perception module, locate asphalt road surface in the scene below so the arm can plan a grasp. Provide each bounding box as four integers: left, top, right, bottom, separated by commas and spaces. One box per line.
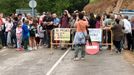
0, 47, 134, 75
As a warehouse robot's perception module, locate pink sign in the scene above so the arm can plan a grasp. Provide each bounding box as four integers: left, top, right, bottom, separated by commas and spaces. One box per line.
86, 42, 99, 55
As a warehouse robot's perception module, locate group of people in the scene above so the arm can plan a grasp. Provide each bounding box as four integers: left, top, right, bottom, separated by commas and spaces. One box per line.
72, 12, 134, 60
0, 10, 134, 60
0, 10, 73, 51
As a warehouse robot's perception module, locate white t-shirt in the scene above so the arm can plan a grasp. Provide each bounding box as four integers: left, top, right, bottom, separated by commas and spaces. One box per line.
123, 19, 132, 33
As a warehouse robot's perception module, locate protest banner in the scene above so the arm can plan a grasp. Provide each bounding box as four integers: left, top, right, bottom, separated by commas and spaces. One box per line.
88, 29, 102, 42
54, 28, 70, 41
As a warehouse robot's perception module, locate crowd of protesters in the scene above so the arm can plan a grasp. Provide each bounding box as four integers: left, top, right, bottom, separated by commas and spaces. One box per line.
0, 10, 134, 57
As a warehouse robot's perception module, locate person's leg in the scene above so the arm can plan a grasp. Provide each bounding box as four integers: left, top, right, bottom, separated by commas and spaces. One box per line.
108, 30, 111, 50
46, 30, 51, 48
31, 37, 34, 48
12, 36, 17, 48
24, 38, 28, 50
46, 30, 49, 47
43, 31, 47, 45
5, 32, 8, 46
16, 37, 19, 49
81, 45, 86, 58
116, 41, 122, 53
11, 36, 15, 47
113, 41, 119, 53
29, 37, 32, 50
74, 45, 80, 58
0, 31, 2, 48
33, 37, 37, 49
126, 33, 132, 50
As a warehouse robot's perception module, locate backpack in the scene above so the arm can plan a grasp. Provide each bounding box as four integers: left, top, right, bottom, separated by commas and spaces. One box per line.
29, 25, 35, 36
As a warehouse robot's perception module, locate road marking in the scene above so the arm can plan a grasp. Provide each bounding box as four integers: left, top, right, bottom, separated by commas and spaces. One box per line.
46, 48, 71, 75
1, 53, 8, 56
0, 49, 8, 53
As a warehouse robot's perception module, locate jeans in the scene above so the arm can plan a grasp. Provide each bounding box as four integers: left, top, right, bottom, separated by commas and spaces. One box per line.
126, 33, 133, 50
46, 30, 51, 47
11, 35, 17, 47
17, 36, 22, 48
74, 44, 85, 58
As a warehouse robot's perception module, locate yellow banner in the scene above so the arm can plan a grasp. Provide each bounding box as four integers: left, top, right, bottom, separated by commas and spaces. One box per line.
54, 28, 70, 41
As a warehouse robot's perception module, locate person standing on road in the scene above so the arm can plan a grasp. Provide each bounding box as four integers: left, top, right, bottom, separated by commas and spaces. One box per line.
43, 12, 54, 48
111, 19, 124, 53
22, 20, 29, 51
16, 22, 23, 51
60, 10, 71, 50
73, 12, 89, 61
5, 17, 13, 47
123, 16, 132, 51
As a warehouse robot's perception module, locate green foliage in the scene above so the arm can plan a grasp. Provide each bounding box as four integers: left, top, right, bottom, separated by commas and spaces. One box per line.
0, 0, 89, 16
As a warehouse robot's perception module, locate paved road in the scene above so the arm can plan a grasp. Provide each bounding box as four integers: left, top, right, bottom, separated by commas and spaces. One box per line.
0, 47, 65, 75
52, 49, 134, 75
0, 48, 134, 75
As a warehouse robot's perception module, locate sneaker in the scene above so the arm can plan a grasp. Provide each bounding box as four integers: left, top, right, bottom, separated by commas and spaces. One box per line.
81, 57, 85, 60
16, 48, 20, 51
3, 46, 6, 49
19, 48, 24, 51
33, 47, 37, 50
73, 57, 79, 61
28, 47, 33, 51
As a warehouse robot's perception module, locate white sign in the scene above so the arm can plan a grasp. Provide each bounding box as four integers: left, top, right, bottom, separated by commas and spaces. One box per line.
54, 28, 70, 41
88, 29, 102, 42
29, 0, 37, 8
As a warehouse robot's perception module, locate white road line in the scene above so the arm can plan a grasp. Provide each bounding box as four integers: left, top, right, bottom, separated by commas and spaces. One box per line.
0, 49, 8, 53
46, 48, 71, 75
1, 53, 8, 56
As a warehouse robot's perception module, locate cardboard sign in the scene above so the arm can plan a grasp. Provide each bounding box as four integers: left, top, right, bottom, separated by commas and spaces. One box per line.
54, 28, 70, 41
88, 29, 102, 42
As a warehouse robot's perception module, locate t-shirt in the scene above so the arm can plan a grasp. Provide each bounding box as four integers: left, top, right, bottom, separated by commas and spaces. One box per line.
75, 20, 88, 32
43, 16, 54, 30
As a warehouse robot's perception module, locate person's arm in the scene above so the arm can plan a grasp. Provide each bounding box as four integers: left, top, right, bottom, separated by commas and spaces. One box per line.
39, 26, 45, 33
66, 10, 71, 18
84, 16, 90, 27
23, 25, 29, 33
74, 16, 79, 27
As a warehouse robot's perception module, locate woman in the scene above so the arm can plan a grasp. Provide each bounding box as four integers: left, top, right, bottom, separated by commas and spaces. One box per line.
29, 18, 37, 50
73, 12, 89, 61
60, 10, 71, 50
5, 17, 13, 47
111, 19, 124, 53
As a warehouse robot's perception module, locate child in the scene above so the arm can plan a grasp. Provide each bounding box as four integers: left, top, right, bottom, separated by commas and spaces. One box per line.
22, 20, 29, 51
16, 22, 23, 51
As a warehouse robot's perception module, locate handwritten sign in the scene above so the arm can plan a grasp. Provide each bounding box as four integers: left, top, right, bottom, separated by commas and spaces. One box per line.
88, 29, 102, 42
54, 28, 70, 41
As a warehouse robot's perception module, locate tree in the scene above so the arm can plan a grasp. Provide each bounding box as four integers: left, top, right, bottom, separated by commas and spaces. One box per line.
0, 0, 89, 16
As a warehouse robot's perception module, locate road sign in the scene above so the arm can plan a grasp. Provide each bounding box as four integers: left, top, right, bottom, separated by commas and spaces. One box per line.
86, 42, 99, 55
29, 0, 37, 8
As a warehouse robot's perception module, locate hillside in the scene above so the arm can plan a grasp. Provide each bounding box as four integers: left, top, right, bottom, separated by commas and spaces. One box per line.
84, 0, 134, 14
